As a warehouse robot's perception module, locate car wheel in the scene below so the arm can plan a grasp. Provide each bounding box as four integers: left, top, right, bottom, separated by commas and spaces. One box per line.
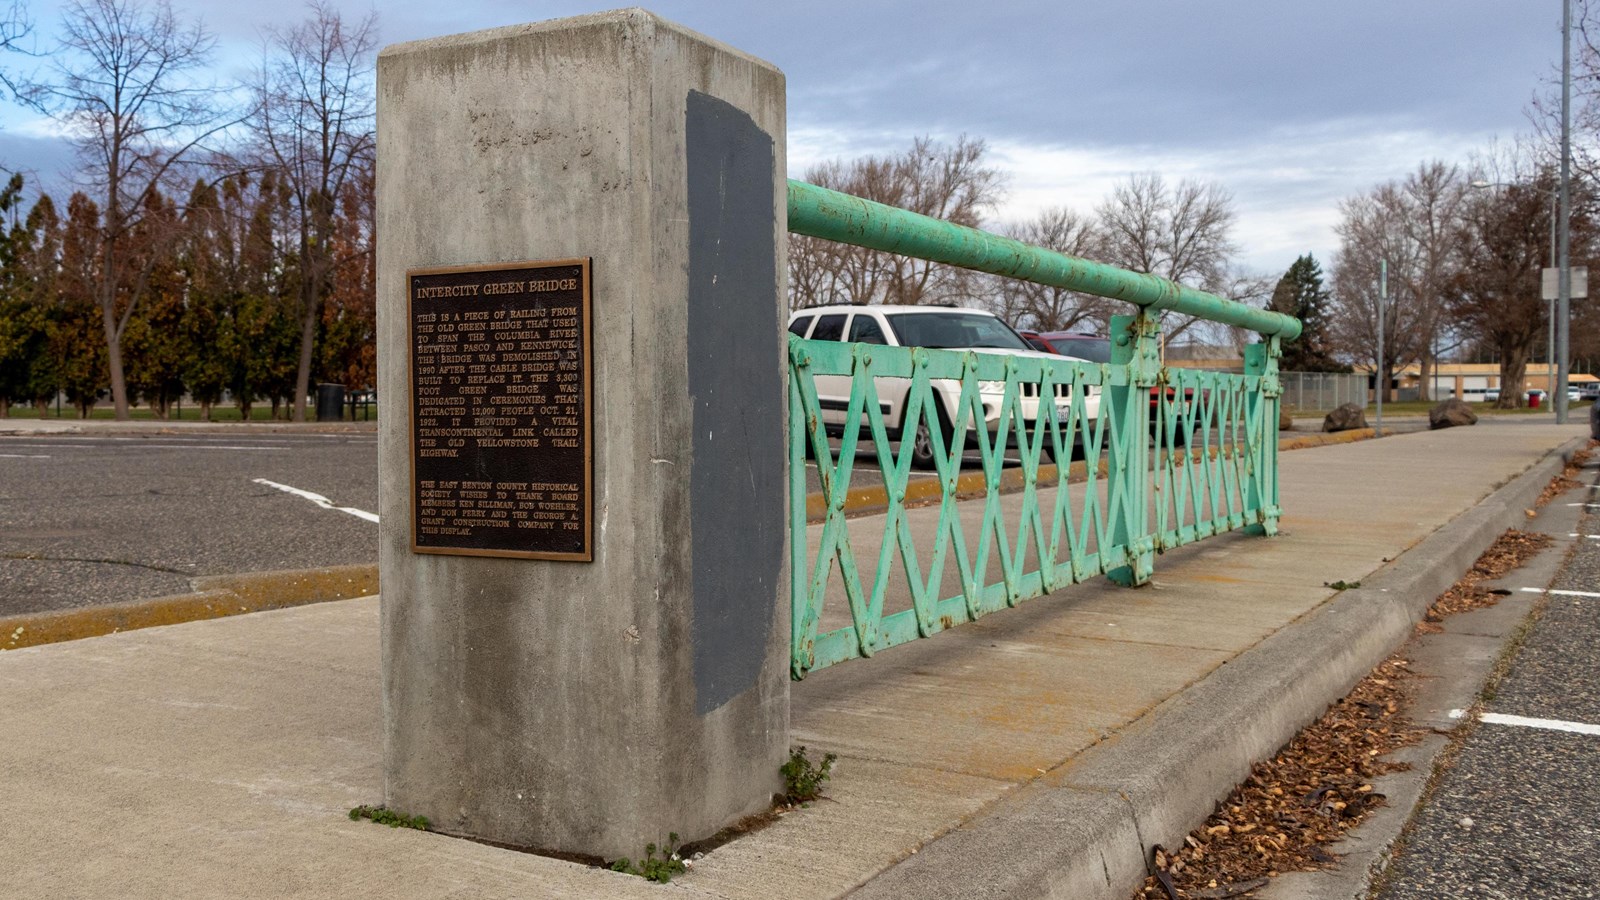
908, 408, 953, 471
1039, 429, 1058, 465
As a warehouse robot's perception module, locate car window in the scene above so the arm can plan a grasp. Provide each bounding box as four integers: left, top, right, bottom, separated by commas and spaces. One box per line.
1051, 337, 1112, 363
788, 314, 815, 337
848, 315, 888, 345
883, 312, 1031, 350
1024, 335, 1051, 353
809, 314, 847, 342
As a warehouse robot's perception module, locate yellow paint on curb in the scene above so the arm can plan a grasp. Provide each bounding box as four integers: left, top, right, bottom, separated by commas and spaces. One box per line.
0, 564, 378, 652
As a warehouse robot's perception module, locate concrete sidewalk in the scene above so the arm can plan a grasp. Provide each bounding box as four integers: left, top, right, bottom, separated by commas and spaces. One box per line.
0, 425, 1586, 899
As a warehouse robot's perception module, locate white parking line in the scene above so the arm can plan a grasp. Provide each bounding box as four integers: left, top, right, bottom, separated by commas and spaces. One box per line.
0, 453, 49, 458
1519, 587, 1600, 599
1568, 534, 1600, 539
1449, 709, 1600, 737
253, 478, 380, 523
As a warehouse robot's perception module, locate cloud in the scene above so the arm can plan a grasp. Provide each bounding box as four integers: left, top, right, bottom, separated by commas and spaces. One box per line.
4, 0, 1555, 285
787, 119, 1504, 276
0, 129, 76, 200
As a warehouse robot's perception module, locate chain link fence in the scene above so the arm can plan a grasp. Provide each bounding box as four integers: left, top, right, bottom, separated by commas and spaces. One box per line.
1279, 371, 1368, 413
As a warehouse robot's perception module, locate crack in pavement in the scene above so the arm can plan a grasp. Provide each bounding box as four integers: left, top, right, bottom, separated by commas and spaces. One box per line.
1, 552, 196, 576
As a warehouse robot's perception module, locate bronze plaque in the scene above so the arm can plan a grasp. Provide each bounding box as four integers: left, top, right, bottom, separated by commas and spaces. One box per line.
408, 259, 592, 561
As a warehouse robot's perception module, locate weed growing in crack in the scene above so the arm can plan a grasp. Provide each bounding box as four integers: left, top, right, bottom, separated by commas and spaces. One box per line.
348, 805, 430, 830
609, 833, 687, 883
780, 745, 837, 805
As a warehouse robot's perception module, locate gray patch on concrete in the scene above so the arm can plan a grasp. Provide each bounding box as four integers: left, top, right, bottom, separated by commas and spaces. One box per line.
685, 89, 782, 715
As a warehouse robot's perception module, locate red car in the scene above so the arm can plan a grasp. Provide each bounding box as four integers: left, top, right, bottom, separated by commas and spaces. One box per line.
1021, 330, 1198, 444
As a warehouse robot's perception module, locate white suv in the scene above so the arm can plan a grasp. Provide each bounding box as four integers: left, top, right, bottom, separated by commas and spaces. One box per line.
787, 304, 1101, 468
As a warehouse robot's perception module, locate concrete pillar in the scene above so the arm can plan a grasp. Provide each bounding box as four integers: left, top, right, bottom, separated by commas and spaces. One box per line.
376, 10, 788, 859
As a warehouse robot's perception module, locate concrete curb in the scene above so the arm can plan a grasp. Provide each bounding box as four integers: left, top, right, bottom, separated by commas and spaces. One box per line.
0, 564, 379, 651
847, 435, 1588, 899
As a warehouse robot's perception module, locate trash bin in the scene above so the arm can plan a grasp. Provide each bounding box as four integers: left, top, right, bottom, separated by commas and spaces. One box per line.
316, 383, 346, 422
1529, 390, 1541, 409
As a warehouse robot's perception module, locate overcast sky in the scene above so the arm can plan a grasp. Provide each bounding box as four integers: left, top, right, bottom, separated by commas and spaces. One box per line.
0, 0, 1566, 277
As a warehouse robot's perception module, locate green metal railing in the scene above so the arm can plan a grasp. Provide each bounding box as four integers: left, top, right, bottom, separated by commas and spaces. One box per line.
786, 180, 1296, 679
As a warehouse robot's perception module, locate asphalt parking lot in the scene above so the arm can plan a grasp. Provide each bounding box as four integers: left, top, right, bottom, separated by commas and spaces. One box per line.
0, 432, 380, 616
0, 413, 1524, 614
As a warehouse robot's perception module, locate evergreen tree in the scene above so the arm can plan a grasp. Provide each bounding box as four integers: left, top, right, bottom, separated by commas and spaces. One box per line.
1268, 253, 1343, 372
319, 168, 376, 394
0, 173, 32, 416
123, 189, 187, 418
18, 195, 65, 417
58, 193, 108, 417
178, 180, 229, 420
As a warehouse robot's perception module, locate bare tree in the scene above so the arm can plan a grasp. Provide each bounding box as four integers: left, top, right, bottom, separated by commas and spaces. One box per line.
1450, 145, 1597, 408
879, 135, 1005, 305
1327, 191, 1430, 400
253, 0, 377, 421
27, 0, 230, 419
786, 135, 1005, 309
1373, 162, 1468, 400
0, 0, 32, 105
787, 158, 892, 309
1450, 178, 1561, 407
1532, 0, 1600, 186
1094, 173, 1241, 340
991, 206, 1112, 331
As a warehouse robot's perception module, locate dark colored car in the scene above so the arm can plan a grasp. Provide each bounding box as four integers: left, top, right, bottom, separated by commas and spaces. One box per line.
1021, 330, 1197, 444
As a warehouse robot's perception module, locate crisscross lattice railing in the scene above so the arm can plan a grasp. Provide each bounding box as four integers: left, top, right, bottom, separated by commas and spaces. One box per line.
786, 182, 1297, 678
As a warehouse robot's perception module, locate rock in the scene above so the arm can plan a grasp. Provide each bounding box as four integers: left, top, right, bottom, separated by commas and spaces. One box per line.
1322, 402, 1368, 433
1428, 398, 1478, 430
1279, 406, 1294, 431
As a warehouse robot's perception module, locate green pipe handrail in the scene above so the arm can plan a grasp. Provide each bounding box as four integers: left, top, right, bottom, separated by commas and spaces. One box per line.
786, 179, 1302, 341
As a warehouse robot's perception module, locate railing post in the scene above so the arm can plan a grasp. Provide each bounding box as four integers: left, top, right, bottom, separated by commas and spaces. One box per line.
1244, 337, 1282, 536
1107, 312, 1159, 586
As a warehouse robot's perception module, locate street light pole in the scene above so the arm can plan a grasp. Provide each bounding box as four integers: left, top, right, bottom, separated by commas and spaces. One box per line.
1377, 258, 1387, 437
1548, 195, 1557, 400
1559, 0, 1573, 424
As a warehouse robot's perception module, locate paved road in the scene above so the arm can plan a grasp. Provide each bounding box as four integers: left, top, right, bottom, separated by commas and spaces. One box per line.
0, 432, 379, 616
1376, 466, 1600, 898
0, 414, 1523, 614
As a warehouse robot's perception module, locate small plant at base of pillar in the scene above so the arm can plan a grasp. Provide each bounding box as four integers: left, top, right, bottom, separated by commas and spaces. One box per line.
780, 745, 837, 805
348, 805, 430, 830
609, 833, 687, 883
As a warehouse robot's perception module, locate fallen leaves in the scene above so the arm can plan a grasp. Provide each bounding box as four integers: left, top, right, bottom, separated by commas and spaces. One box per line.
1422, 529, 1551, 625
1536, 442, 1596, 506
1132, 655, 1421, 899
1132, 527, 1556, 899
